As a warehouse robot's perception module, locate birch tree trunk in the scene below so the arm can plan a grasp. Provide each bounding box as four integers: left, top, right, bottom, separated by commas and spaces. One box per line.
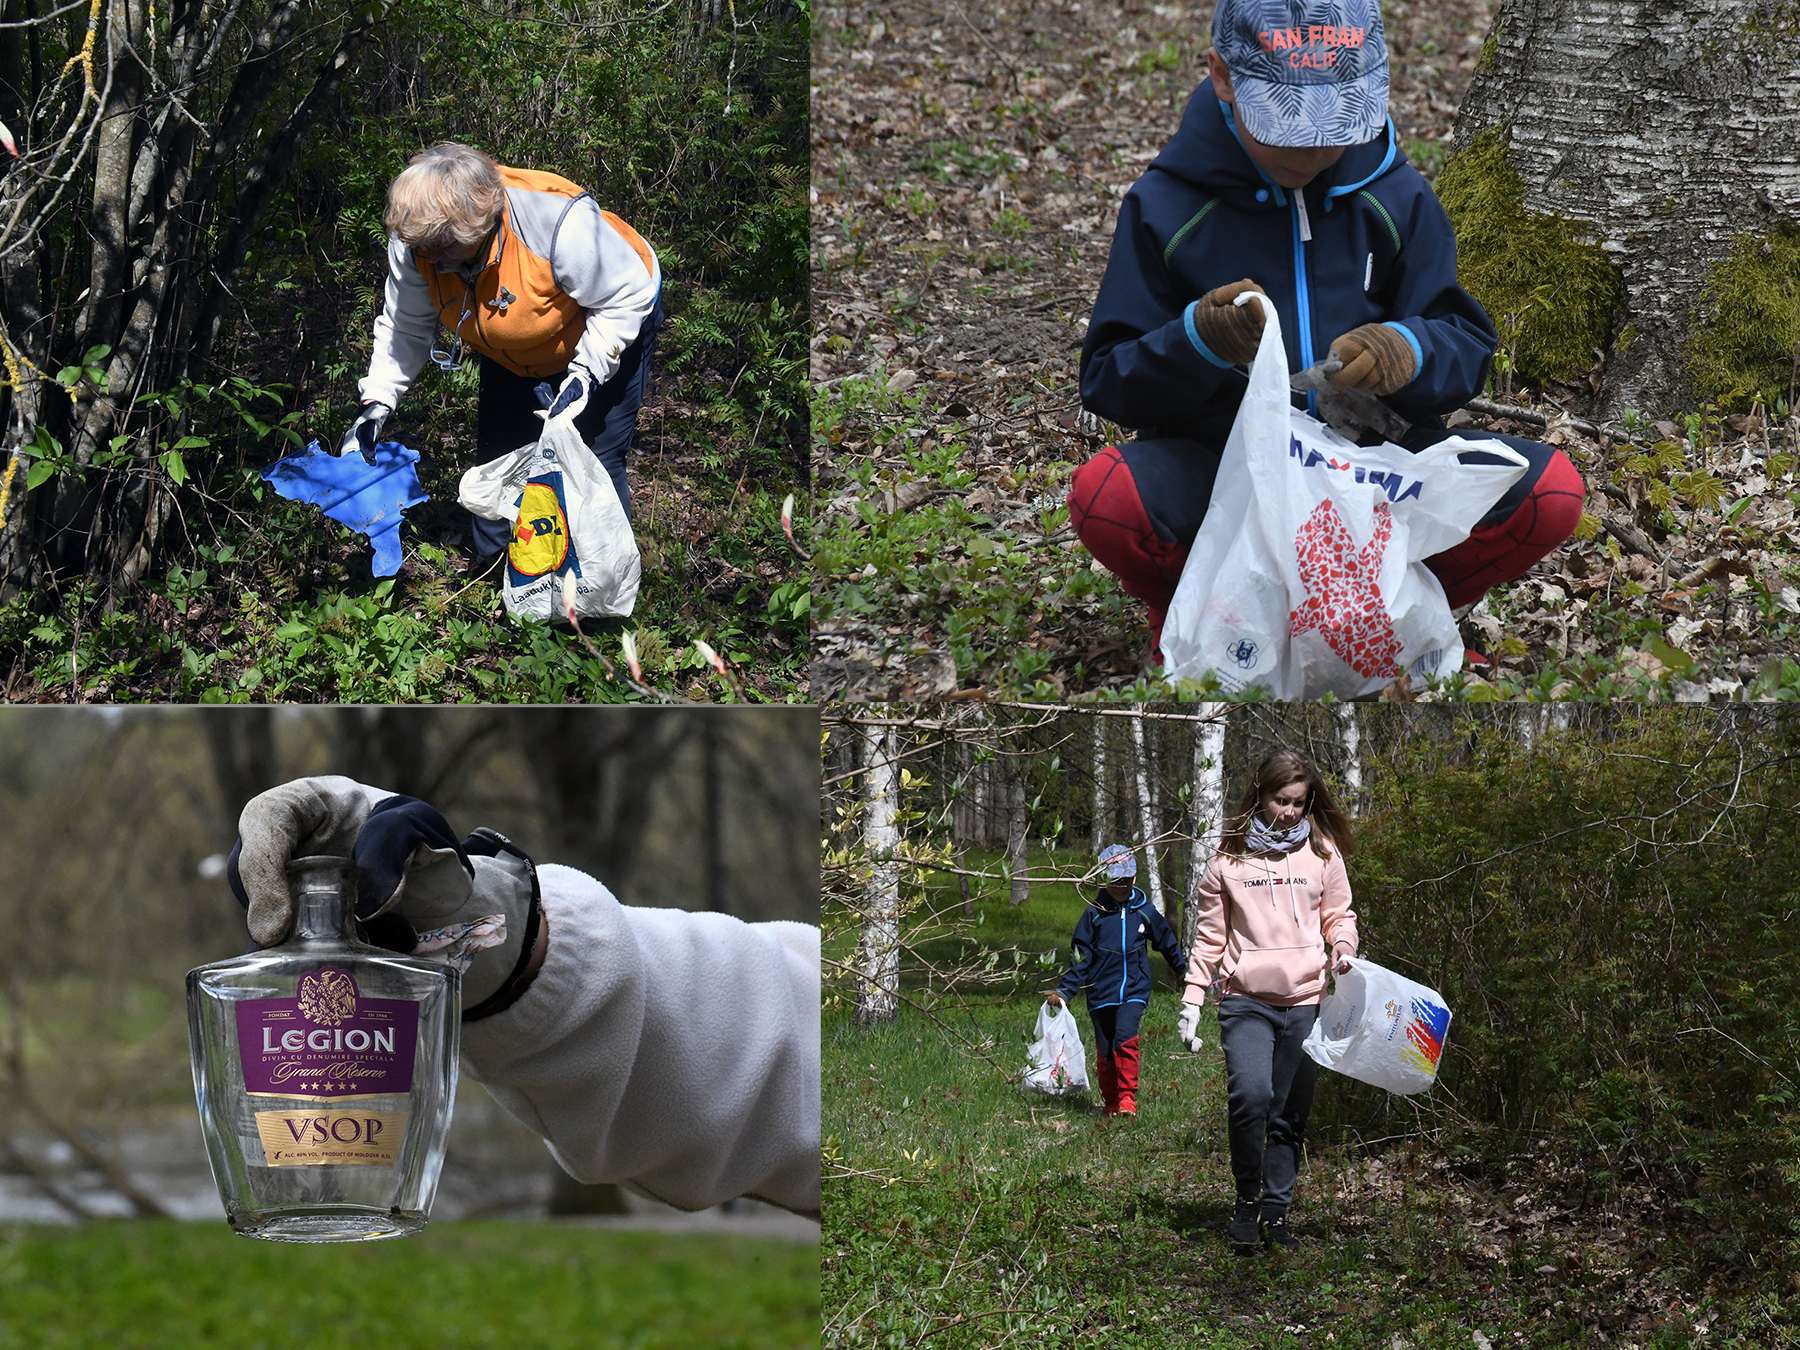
1183, 707, 1227, 957
1006, 754, 1029, 907
1091, 715, 1108, 852
1130, 707, 1164, 914
1444, 0, 1800, 418
856, 719, 900, 1025
1337, 704, 1363, 817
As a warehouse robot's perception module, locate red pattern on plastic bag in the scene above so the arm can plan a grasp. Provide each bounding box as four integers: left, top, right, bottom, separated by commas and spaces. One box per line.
1288, 498, 1403, 677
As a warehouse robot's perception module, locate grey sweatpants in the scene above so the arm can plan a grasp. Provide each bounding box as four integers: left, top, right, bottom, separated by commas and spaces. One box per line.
1216, 994, 1320, 1209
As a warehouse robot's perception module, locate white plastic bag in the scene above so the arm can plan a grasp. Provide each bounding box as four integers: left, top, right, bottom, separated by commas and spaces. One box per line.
1302, 956, 1452, 1096
1162, 295, 1530, 698
1022, 1002, 1089, 1096
458, 411, 641, 621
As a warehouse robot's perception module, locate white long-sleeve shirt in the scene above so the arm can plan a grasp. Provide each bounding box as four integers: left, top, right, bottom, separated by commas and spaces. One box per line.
458, 864, 820, 1216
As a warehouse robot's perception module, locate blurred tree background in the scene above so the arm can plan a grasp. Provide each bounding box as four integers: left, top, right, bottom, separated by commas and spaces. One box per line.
0, 0, 809, 701
0, 705, 817, 1220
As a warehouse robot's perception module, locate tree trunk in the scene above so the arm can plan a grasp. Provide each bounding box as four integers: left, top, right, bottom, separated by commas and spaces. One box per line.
1005, 755, 1028, 907
856, 719, 900, 1025
1129, 707, 1163, 914
1337, 704, 1363, 817
1444, 0, 1800, 418
1091, 715, 1108, 852
1183, 707, 1226, 958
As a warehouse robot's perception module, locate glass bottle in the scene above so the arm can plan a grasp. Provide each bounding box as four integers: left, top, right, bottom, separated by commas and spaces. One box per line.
186, 855, 459, 1242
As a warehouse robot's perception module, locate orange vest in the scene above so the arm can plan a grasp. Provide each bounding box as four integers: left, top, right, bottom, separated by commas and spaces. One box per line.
416, 166, 656, 379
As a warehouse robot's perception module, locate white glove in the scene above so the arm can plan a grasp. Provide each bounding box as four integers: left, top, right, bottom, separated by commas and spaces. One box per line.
534, 366, 593, 423
231, 776, 538, 1007
338, 401, 391, 460
1177, 1001, 1204, 1053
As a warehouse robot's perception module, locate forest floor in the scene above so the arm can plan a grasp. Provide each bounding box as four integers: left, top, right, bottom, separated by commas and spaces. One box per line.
823, 884, 1798, 1350
0, 295, 808, 704
809, 0, 1800, 702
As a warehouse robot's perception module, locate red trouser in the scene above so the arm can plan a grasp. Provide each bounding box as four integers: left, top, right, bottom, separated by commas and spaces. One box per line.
1068, 438, 1585, 650
1089, 1003, 1143, 1116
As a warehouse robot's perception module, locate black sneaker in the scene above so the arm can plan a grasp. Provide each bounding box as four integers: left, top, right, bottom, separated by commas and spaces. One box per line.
1262, 1205, 1299, 1250
1228, 1198, 1261, 1249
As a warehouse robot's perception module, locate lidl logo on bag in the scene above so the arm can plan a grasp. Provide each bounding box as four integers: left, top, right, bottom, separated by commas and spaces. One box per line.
1290, 435, 1424, 503
509, 475, 571, 579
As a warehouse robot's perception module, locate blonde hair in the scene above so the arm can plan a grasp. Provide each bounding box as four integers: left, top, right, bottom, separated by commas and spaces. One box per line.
384, 142, 504, 250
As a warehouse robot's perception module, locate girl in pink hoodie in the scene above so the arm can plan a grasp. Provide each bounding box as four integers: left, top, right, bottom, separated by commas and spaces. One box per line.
1176, 749, 1358, 1252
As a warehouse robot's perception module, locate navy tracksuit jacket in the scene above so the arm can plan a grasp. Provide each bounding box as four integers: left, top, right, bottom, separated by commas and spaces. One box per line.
1080, 93, 1497, 444
1057, 886, 1186, 1010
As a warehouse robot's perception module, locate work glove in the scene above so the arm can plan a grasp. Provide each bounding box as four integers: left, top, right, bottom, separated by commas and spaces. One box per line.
1177, 1001, 1204, 1053
1326, 323, 1417, 396
1189, 279, 1267, 365
228, 776, 539, 1010
533, 366, 592, 423
338, 402, 392, 462
1044, 991, 1065, 1010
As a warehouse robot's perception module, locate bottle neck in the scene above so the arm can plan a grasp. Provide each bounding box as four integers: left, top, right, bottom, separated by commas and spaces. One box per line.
288, 857, 358, 942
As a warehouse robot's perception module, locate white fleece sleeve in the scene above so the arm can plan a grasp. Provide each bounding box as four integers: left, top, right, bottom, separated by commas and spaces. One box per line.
357, 236, 440, 410
457, 863, 821, 1216
554, 199, 661, 387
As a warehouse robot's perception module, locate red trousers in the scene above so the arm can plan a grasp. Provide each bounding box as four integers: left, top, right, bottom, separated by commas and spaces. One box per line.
1068, 434, 1584, 653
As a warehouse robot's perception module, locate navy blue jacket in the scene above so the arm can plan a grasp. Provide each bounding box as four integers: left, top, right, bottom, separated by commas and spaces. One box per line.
1080, 88, 1498, 448
1057, 886, 1186, 1010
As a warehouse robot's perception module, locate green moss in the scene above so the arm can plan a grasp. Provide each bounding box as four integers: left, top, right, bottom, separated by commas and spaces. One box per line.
1474, 23, 1500, 75
1684, 223, 1800, 411
1436, 124, 1623, 385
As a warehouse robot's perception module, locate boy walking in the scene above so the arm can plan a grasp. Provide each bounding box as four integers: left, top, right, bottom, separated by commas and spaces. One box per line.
1068, 0, 1584, 664
1047, 844, 1185, 1117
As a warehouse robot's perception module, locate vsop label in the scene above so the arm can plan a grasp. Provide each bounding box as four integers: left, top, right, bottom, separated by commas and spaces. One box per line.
235, 968, 419, 1166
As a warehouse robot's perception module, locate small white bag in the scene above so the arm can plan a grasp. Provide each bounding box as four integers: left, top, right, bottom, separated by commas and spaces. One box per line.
1161, 294, 1530, 698
1303, 956, 1452, 1096
458, 410, 641, 621
1022, 1003, 1090, 1096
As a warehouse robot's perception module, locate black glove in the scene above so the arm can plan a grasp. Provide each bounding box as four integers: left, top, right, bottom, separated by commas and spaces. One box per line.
338, 402, 392, 462
533, 367, 591, 421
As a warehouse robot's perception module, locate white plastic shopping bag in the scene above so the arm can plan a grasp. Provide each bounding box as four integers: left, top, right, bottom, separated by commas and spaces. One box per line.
1022, 1002, 1090, 1096
458, 410, 641, 620
1162, 295, 1530, 697
1303, 956, 1452, 1096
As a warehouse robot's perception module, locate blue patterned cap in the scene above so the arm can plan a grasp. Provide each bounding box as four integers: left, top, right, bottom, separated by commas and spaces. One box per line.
1214, 0, 1388, 149
1098, 844, 1136, 879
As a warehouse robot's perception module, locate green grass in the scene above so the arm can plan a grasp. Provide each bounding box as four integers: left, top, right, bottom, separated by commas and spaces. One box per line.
824, 888, 1800, 1349
0, 1220, 818, 1350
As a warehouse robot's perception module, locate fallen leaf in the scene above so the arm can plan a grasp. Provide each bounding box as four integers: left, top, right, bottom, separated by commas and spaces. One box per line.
887, 368, 919, 393
892, 479, 936, 511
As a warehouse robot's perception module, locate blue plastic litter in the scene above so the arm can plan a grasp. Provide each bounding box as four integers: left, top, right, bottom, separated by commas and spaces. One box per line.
261, 440, 428, 577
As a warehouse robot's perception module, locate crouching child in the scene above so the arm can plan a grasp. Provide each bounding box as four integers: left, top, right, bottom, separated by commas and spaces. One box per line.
1067, 0, 1585, 667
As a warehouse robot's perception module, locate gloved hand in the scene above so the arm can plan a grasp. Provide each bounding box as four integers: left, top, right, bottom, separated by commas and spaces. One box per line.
1327, 323, 1417, 395
1044, 990, 1065, 1010
533, 366, 592, 422
228, 776, 540, 1010
1190, 279, 1267, 365
1177, 1001, 1204, 1053
338, 402, 392, 462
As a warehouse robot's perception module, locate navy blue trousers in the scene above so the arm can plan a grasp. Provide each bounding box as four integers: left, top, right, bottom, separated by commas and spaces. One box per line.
470, 296, 663, 560
1087, 1000, 1145, 1060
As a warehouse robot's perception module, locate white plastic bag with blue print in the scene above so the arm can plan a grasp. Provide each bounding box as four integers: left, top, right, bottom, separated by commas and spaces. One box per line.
458, 409, 640, 622
1160, 294, 1529, 698
1302, 957, 1452, 1096
1022, 1002, 1090, 1096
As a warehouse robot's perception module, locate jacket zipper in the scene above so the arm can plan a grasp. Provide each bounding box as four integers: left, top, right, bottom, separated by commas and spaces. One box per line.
1292, 189, 1317, 417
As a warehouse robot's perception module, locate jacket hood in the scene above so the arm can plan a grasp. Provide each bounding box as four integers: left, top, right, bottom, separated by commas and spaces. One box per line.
1148, 87, 1405, 210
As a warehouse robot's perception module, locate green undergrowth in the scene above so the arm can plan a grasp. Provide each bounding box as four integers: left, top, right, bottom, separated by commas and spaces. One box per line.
1436, 124, 1623, 386
0, 1220, 818, 1350
1685, 222, 1800, 411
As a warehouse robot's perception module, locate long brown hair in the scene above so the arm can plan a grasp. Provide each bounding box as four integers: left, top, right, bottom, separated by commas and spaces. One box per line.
1217, 749, 1354, 860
